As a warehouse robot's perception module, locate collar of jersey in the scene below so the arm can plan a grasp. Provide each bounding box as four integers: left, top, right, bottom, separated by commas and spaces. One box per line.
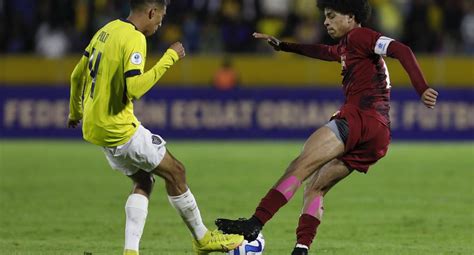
120, 18, 139, 31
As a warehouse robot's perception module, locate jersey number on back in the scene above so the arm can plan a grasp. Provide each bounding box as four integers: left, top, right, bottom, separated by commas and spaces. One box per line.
88, 48, 102, 99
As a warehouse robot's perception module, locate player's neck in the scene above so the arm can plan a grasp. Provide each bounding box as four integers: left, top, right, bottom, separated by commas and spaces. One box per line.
126, 14, 146, 35
349, 22, 362, 30
345, 23, 362, 35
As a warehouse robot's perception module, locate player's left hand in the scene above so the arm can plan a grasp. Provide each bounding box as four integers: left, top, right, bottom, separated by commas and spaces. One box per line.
422, 88, 439, 109
67, 118, 81, 128
169, 42, 185, 59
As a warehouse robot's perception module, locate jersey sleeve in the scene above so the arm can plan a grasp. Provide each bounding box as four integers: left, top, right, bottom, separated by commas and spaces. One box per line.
68, 44, 92, 120
280, 42, 340, 62
347, 28, 393, 57
123, 32, 147, 79
387, 41, 429, 96
123, 32, 180, 100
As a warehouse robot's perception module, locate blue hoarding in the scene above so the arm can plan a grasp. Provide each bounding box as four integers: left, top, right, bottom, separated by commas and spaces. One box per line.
0, 86, 472, 140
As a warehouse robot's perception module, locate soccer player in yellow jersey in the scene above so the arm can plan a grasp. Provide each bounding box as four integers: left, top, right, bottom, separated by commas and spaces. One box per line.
67, 0, 243, 254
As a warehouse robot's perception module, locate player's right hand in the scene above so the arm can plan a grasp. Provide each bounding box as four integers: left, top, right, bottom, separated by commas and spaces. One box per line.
422, 88, 439, 109
169, 42, 185, 59
253, 32, 281, 51
67, 118, 80, 128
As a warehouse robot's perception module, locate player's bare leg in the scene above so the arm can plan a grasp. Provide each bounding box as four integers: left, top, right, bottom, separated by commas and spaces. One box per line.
279, 126, 345, 182
123, 170, 155, 255
153, 150, 243, 254
151, 150, 187, 196
292, 159, 351, 255
216, 126, 345, 241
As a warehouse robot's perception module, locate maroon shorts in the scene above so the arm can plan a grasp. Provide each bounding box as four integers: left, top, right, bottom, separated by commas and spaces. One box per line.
333, 105, 391, 173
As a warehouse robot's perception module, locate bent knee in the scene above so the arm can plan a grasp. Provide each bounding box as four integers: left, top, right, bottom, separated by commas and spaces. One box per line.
173, 161, 186, 179
287, 155, 325, 175
162, 160, 187, 185
304, 182, 325, 197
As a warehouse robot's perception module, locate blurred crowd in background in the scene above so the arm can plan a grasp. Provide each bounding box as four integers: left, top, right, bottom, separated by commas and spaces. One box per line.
1, 0, 473, 58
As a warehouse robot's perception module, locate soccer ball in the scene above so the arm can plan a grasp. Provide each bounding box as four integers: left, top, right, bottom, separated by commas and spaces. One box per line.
227, 232, 265, 255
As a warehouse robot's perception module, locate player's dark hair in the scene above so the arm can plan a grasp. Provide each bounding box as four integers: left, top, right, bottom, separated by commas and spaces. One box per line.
130, 0, 169, 10
317, 0, 372, 24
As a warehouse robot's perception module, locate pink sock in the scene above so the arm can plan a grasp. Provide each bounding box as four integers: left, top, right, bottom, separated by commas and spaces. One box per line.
303, 195, 323, 219
275, 176, 301, 200
254, 176, 301, 224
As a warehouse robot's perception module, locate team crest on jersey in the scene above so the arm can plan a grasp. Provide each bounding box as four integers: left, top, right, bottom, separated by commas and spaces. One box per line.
151, 135, 162, 145
131, 52, 142, 65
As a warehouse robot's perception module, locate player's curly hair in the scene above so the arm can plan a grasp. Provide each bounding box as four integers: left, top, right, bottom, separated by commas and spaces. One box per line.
130, 0, 169, 10
317, 0, 372, 24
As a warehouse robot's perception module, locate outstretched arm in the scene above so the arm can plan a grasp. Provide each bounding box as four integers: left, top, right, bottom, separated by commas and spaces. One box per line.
253, 32, 339, 62
387, 41, 438, 108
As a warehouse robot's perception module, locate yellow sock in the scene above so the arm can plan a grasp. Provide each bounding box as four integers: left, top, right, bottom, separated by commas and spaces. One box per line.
123, 249, 138, 255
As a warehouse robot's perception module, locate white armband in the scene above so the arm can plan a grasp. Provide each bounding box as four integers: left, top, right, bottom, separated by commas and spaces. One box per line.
374, 36, 394, 56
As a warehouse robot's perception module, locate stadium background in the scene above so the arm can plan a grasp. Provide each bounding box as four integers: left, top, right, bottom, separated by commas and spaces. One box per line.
0, 0, 473, 254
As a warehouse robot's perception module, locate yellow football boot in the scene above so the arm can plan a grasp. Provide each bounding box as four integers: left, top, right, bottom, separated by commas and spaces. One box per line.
192, 229, 244, 254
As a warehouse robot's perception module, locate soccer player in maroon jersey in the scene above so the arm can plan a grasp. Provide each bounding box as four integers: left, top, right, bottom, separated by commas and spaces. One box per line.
215, 0, 439, 254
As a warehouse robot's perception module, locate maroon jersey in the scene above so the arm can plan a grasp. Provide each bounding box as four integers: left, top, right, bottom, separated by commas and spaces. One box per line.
337, 28, 391, 127
281, 27, 397, 127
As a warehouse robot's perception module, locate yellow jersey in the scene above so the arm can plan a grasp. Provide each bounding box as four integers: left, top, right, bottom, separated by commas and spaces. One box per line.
68, 19, 179, 147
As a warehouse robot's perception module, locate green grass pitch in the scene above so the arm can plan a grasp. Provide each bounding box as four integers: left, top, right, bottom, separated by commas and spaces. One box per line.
0, 140, 472, 254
